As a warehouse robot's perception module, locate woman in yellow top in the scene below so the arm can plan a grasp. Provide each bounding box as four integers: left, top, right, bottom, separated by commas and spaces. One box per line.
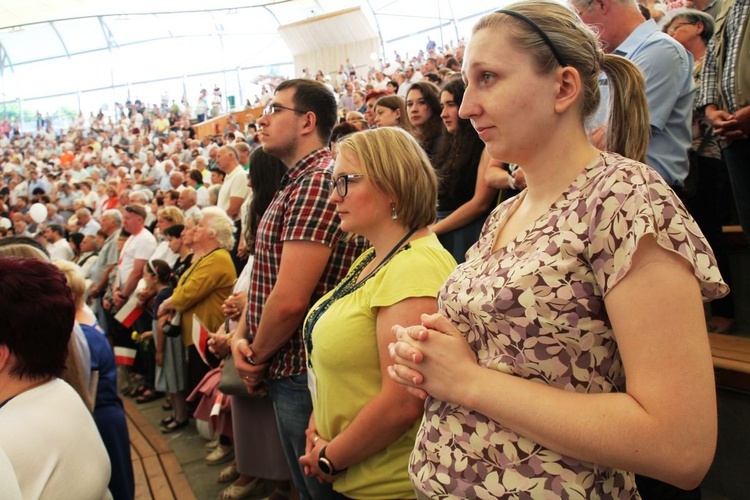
299, 127, 457, 499
158, 207, 237, 396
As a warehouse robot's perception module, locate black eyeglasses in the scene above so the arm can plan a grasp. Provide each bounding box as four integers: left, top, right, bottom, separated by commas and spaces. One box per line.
263, 102, 306, 116
328, 174, 364, 197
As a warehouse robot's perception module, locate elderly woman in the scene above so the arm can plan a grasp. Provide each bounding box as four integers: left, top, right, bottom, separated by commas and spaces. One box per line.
297, 127, 457, 499
55, 260, 134, 500
158, 207, 237, 396
388, 2, 727, 498
0, 256, 111, 499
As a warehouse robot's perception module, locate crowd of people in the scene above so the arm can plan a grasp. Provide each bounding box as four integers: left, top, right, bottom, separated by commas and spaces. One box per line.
0, 0, 747, 498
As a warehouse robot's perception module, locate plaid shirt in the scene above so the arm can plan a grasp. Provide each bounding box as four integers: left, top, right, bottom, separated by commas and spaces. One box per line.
247, 148, 368, 380
701, 0, 750, 113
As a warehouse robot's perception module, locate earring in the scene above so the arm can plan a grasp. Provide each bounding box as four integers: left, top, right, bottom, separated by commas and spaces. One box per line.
391, 202, 398, 220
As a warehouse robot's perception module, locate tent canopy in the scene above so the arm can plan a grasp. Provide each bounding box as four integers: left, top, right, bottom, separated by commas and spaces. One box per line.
0, 0, 502, 118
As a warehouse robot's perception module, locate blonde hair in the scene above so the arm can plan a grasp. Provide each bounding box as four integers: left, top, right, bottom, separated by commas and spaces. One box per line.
200, 206, 236, 250
157, 206, 185, 225
474, 1, 649, 162
54, 260, 86, 311
337, 127, 437, 229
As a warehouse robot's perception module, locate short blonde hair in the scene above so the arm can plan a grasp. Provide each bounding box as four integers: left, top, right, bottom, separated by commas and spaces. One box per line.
200, 206, 235, 250
157, 206, 185, 225
54, 260, 86, 310
337, 127, 437, 229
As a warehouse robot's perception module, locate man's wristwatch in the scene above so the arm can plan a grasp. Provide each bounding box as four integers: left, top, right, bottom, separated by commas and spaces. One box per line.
318, 446, 346, 476
246, 344, 259, 366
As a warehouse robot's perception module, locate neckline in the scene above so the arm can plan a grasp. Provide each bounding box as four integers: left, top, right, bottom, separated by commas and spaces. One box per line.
490, 153, 605, 256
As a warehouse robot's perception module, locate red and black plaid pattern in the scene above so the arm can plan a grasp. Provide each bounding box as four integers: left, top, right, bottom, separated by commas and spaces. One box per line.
247, 148, 367, 380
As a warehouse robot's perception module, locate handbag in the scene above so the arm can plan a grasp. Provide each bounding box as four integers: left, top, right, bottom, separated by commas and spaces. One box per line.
218, 355, 251, 397
162, 312, 182, 338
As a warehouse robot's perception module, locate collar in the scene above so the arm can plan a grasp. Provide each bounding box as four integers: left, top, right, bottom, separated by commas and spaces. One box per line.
281, 148, 332, 187
613, 19, 659, 57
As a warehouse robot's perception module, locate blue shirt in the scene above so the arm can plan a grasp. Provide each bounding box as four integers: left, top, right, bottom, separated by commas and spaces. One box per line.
595, 20, 695, 187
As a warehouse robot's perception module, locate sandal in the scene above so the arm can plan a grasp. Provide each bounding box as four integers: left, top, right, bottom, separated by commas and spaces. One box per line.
217, 463, 239, 484
206, 444, 234, 465
160, 418, 190, 434
162, 401, 173, 411
160, 416, 175, 427
136, 389, 164, 404
127, 384, 147, 398
218, 478, 261, 500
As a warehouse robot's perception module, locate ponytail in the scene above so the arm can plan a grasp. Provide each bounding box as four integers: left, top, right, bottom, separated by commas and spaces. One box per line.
601, 54, 650, 164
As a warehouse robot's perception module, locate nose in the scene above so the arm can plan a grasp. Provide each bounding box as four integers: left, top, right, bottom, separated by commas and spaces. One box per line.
459, 85, 478, 120
440, 107, 449, 120
329, 186, 343, 204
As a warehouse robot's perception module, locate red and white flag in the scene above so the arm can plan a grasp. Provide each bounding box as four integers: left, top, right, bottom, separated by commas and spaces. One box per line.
114, 346, 137, 366
114, 294, 144, 328
192, 315, 211, 366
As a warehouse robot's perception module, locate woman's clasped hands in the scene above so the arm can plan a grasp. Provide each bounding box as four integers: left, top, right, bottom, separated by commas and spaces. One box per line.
387, 313, 479, 404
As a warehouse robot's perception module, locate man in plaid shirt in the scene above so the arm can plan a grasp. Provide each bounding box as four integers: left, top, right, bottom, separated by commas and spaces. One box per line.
701, 0, 750, 241
232, 78, 367, 499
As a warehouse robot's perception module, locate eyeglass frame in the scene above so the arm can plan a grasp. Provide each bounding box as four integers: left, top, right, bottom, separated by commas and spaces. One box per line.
573, 0, 594, 17
666, 22, 696, 35
262, 102, 306, 116
328, 174, 365, 197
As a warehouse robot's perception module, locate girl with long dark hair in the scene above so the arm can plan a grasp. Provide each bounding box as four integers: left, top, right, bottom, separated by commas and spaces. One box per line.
430, 78, 499, 262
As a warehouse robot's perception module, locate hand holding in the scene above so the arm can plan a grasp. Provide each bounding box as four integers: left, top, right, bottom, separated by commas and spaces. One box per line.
207, 325, 231, 358
388, 313, 478, 404
299, 429, 338, 483
221, 292, 247, 321
231, 338, 269, 392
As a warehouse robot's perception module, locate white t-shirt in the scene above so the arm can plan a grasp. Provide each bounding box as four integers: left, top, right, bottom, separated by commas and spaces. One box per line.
117, 228, 157, 287
196, 185, 209, 207
48, 238, 74, 261
217, 166, 251, 221
0, 446, 22, 500
0, 379, 112, 500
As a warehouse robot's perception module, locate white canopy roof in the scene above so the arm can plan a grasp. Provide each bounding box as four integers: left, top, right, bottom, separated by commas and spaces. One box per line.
0, 0, 502, 118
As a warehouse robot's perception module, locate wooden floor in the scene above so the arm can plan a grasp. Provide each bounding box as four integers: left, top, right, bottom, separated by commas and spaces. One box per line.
124, 398, 196, 500
709, 332, 750, 392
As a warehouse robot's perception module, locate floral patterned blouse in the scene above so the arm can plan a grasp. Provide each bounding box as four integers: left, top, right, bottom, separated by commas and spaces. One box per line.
410, 153, 728, 499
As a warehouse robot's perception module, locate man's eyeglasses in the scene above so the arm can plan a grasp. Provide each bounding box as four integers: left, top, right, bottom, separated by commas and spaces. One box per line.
574, 0, 594, 17
667, 22, 696, 35
328, 174, 364, 197
263, 103, 306, 116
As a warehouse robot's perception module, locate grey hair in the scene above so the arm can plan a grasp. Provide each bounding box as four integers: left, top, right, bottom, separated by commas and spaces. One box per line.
663, 9, 715, 44
102, 209, 123, 227
200, 206, 235, 250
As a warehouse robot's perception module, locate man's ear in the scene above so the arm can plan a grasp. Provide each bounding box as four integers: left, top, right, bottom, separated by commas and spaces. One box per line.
0, 345, 11, 374
299, 111, 318, 138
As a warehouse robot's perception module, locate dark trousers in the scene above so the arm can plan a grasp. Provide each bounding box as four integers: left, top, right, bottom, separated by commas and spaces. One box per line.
723, 138, 750, 242
683, 155, 734, 318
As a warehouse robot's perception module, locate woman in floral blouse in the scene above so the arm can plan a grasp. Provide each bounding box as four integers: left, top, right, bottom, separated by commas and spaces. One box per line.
388, 1, 728, 498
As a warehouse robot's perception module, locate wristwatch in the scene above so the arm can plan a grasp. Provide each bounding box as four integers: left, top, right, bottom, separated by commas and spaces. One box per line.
318, 446, 346, 476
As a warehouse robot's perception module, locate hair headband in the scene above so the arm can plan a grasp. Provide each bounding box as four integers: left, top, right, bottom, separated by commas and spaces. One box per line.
495, 9, 568, 67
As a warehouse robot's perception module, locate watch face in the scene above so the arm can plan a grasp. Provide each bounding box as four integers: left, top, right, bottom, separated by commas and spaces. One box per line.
318, 457, 333, 475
